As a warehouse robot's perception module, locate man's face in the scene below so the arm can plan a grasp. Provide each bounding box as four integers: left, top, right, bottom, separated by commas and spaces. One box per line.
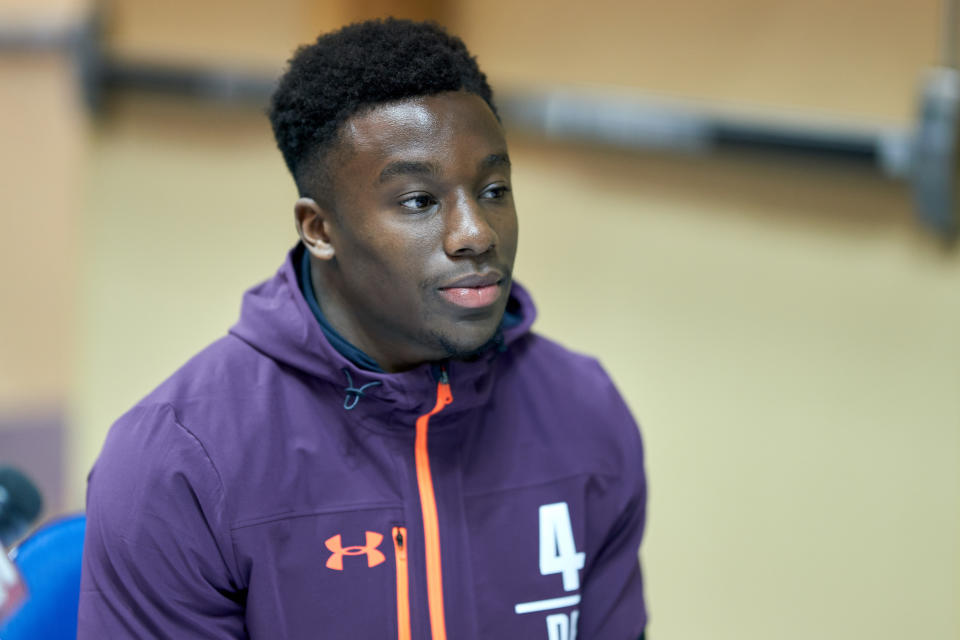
307, 91, 519, 372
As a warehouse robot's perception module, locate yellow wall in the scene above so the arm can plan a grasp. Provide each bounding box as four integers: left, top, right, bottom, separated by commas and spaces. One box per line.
0, 52, 84, 409
108, 0, 450, 70
0, 0, 89, 513
454, 0, 940, 123
1, 1, 956, 638
0, 0, 88, 408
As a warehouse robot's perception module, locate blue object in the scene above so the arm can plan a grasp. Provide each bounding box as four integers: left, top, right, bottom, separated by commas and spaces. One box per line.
0, 514, 85, 640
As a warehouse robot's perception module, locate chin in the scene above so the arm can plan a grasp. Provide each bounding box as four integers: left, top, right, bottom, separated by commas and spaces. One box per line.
431, 322, 501, 361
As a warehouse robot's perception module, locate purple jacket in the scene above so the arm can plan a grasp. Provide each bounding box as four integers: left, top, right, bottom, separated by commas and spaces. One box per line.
79, 249, 647, 639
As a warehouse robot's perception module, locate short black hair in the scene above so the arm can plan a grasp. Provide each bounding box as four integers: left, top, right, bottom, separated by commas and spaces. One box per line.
268, 18, 496, 199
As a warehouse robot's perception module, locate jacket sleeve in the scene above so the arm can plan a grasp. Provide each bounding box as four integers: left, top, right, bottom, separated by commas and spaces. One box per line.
578, 366, 648, 639
78, 403, 247, 639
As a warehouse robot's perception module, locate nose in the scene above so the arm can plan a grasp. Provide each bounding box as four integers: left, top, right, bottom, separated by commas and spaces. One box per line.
443, 192, 496, 257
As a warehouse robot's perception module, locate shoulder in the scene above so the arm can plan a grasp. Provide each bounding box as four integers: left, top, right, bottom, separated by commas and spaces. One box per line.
95, 333, 347, 524
137, 333, 319, 450
82, 403, 245, 622
507, 333, 620, 399
506, 332, 639, 428
94, 401, 221, 491
498, 332, 645, 470
90, 337, 274, 513
88, 402, 228, 546
146, 334, 278, 404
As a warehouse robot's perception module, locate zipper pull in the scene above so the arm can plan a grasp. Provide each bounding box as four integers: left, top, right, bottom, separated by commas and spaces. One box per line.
393, 526, 408, 564
437, 366, 452, 405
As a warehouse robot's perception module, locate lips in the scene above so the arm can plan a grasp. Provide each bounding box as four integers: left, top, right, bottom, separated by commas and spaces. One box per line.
438, 272, 504, 309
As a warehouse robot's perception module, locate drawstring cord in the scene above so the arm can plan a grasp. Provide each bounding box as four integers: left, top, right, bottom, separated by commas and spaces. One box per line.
342, 368, 382, 410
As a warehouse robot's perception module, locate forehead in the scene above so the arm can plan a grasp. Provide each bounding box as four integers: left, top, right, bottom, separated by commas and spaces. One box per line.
336, 92, 507, 171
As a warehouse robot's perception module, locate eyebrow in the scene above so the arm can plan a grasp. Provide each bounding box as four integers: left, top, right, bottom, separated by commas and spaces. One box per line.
378, 161, 440, 183
377, 153, 512, 183
481, 153, 511, 170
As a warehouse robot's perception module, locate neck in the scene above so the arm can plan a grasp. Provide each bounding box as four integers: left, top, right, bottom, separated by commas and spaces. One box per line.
309, 257, 437, 373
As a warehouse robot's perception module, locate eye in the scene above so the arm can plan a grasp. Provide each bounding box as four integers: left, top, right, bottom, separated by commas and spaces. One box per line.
481, 184, 511, 200
398, 193, 437, 212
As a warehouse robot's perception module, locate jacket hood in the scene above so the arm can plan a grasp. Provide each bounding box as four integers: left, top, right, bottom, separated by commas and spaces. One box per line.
228, 246, 537, 424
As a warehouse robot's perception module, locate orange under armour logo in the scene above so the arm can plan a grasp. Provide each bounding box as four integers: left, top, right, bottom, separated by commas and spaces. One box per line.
324, 531, 386, 570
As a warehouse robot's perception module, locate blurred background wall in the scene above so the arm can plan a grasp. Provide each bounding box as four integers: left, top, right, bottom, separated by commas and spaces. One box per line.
1, 0, 958, 638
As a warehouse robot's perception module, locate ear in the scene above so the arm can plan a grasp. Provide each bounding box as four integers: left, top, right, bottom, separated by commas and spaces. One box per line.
294, 197, 336, 260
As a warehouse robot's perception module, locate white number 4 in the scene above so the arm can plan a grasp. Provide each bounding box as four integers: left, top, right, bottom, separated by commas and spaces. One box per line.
539, 502, 585, 592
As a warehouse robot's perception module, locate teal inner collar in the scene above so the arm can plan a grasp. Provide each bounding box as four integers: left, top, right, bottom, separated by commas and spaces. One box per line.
300, 248, 386, 373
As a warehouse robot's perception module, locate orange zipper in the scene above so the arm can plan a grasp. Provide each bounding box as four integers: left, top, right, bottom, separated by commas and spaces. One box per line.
414, 371, 453, 640
393, 526, 411, 640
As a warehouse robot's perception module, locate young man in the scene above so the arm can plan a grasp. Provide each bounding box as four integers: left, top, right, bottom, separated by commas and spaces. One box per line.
79, 19, 647, 640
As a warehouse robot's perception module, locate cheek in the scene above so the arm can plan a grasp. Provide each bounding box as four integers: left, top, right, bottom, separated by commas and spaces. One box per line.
343, 223, 436, 294
498, 213, 520, 260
